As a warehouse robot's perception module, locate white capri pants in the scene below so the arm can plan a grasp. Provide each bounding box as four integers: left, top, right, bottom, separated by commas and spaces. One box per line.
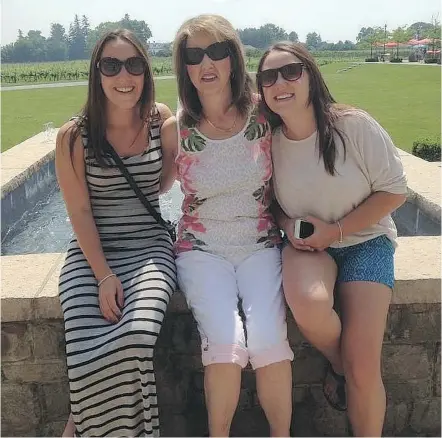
176, 247, 294, 369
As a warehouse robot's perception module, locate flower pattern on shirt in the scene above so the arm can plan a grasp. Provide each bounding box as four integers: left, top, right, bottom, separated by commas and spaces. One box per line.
175, 105, 281, 261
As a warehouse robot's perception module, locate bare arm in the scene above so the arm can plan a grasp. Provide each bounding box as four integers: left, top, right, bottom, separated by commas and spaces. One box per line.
159, 113, 178, 194
301, 192, 406, 251
55, 121, 113, 281
339, 191, 406, 238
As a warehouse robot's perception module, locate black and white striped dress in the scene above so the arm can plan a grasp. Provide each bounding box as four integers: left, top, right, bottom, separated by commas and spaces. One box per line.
58, 118, 177, 437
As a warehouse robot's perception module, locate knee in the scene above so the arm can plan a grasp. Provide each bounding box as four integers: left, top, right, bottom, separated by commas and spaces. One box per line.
343, 351, 382, 391
247, 322, 294, 369
284, 284, 332, 329
201, 339, 249, 368
248, 341, 294, 369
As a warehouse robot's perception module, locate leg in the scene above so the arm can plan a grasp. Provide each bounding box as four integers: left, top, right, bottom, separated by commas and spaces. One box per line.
176, 251, 247, 437
340, 281, 391, 436
62, 413, 75, 437
204, 363, 242, 437
282, 245, 343, 373
237, 248, 294, 436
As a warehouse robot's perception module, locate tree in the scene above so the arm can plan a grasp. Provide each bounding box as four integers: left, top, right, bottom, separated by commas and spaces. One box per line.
13, 29, 33, 62
391, 26, 412, 58
68, 14, 87, 60
1, 43, 15, 62
343, 40, 356, 50
86, 14, 152, 55
426, 15, 441, 56
238, 24, 289, 48
360, 26, 384, 57
47, 23, 68, 61
81, 15, 90, 41
407, 21, 433, 40
26, 30, 47, 61
356, 27, 375, 44
288, 31, 299, 43
305, 32, 322, 50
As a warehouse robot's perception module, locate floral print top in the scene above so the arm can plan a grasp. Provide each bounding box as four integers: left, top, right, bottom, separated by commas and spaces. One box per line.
175, 105, 281, 266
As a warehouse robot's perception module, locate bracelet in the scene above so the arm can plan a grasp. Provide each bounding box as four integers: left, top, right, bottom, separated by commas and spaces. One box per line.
336, 220, 343, 243
98, 273, 116, 287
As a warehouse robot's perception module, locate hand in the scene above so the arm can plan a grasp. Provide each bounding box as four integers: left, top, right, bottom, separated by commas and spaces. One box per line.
282, 217, 315, 252
98, 274, 124, 323
301, 216, 340, 251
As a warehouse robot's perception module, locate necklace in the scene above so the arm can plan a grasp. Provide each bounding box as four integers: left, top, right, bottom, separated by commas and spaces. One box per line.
204, 112, 238, 133
128, 121, 146, 148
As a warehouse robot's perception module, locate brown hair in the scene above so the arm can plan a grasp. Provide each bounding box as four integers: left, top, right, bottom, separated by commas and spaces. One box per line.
68, 29, 156, 167
173, 14, 254, 127
257, 42, 348, 175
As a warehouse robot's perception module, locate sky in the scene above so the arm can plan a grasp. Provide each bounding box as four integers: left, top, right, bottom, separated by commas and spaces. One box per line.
1, 0, 440, 45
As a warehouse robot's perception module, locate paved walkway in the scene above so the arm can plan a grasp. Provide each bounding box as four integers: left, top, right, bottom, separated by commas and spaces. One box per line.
1, 75, 176, 92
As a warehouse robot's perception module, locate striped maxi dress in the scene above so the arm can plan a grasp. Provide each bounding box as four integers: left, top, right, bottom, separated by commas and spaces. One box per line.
58, 118, 177, 437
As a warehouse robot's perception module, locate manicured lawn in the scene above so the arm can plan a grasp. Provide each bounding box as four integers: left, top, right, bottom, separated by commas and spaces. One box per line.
322, 63, 441, 152
1, 79, 178, 151
1, 63, 440, 152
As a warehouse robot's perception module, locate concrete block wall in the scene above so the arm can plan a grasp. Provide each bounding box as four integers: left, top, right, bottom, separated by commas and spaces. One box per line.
2, 293, 440, 437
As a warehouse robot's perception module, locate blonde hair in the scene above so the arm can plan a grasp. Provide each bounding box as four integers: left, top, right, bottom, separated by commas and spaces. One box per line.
173, 14, 254, 126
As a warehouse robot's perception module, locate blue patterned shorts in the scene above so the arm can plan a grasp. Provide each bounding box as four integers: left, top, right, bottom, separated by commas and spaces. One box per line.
282, 234, 395, 289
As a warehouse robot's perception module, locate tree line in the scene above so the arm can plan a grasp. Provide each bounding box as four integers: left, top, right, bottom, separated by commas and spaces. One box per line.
1, 14, 151, 63
1, 13, 440, 64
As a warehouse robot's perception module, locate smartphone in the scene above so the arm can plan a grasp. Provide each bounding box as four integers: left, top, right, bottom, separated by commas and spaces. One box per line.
294, 219, 315, 239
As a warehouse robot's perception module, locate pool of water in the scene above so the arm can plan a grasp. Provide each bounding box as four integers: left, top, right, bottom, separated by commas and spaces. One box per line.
1, 182, 184, 256
2, 177, 439, 256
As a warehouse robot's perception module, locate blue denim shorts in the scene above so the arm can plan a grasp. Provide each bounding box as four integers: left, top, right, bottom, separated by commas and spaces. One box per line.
282, 234, 395, 289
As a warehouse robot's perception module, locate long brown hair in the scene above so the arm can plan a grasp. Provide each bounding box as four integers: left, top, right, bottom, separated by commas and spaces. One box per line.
68, 29, 155, 167
173, 14, 254, 127
257, 42, 347, 175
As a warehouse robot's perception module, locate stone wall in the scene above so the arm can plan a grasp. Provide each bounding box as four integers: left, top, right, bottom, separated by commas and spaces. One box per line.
2, 292, 440, 437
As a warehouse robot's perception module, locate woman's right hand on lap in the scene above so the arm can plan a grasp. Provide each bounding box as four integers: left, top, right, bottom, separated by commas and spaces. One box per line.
98, 275, 124, 323
283, 217, 315, 252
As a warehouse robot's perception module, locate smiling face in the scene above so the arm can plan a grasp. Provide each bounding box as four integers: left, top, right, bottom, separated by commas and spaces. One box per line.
99, 38, 145, 110
184, 32, 232, 98
260, 50, 310, 118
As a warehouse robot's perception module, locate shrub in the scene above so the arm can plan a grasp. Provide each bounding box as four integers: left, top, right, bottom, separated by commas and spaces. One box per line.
424, 57, 439, 64
390, 57, 403, 63
365, 57, 378, 62
412, 136, 441, 162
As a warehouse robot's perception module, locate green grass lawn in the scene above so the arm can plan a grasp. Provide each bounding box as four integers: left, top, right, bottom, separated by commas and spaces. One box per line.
1, 63, 440, 152
322, 63, 441, 151
1, 79, 178, 152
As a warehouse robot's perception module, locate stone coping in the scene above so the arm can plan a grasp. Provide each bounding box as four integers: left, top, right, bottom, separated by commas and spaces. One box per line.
396, 149, 441, 223
1, 131, 58, 199
1, 236, 440, 323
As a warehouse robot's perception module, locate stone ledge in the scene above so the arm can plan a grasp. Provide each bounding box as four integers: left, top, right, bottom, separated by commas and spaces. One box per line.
397, 150, 441, 224
392, 236, 441, 304
1, 236, 440, 323
1, 131, 58, 199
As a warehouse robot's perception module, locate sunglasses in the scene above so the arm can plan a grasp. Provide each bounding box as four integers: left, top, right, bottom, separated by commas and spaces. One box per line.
97, 56, 147, 77
183, 41, 230, 65
257, 62, 304, 87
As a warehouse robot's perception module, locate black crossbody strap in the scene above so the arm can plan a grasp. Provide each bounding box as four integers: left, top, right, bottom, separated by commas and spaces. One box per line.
105, 140, 168, 228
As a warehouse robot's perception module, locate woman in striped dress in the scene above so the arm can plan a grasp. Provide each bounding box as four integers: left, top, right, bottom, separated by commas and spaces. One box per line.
56, 29, 177, 437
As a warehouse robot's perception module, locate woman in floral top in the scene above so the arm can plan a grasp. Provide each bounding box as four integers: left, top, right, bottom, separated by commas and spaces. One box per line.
161, 14, 294, 437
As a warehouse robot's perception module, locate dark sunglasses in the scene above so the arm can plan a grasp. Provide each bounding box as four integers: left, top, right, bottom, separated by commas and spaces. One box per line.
97, 56, 147, 77
257, 62, 304, 87
183, 41, 230, 65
